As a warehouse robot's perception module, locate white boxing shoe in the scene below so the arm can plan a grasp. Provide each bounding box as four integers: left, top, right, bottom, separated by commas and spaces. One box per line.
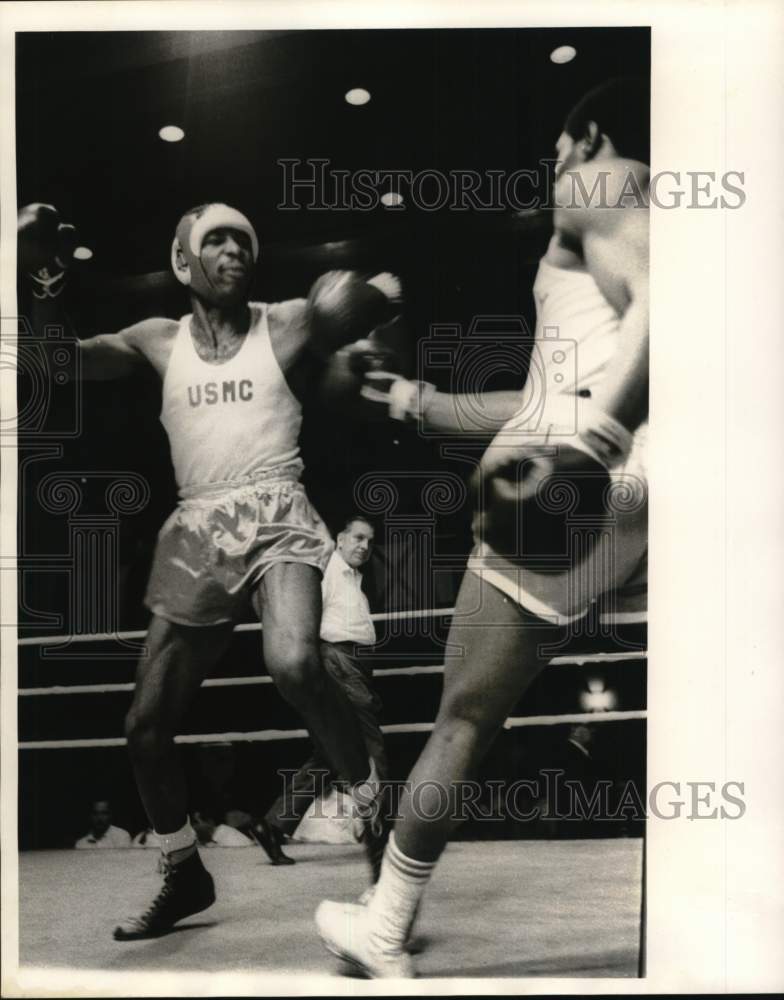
315, 900, 415, 979
357, 885, 375, 906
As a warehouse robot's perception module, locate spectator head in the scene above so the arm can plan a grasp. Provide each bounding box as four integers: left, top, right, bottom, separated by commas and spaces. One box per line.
569, 724, 594, 749
89, 799, 112, 837
336, 516, 374, 569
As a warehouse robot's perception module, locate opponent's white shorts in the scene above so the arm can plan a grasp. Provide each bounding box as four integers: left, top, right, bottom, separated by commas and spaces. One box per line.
467, 420, 647, 625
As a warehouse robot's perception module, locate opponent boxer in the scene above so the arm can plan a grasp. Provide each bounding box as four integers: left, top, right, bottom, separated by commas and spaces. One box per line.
316, 77, 649, 977
18, 201, 400, 939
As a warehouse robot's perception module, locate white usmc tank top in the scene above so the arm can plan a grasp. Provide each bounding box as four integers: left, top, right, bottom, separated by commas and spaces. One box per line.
160, 303, 302, 496
532, 257, 621, 398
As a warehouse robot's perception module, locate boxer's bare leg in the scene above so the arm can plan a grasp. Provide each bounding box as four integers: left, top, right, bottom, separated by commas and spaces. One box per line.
393, 569, 557, 861
114, 616, 234, 940
315, 571, 562, 973
252, 562, 370, 785
124, 615, 234, 834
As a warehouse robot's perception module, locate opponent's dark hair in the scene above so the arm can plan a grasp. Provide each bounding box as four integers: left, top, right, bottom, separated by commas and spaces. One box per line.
564, 77, 650, 164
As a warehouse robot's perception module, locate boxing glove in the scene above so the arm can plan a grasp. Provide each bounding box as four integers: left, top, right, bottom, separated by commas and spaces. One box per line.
306, 270, 401, 358
473, 399, 633, 571
17, 203, 78, 299
474, 443, 612, 572
319, 337, 403, 415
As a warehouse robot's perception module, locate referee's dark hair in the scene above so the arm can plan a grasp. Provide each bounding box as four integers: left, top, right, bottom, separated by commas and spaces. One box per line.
339, 514, 375, 535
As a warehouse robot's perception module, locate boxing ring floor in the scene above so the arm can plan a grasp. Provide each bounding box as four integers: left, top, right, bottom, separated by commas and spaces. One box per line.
19, 837, 642, 980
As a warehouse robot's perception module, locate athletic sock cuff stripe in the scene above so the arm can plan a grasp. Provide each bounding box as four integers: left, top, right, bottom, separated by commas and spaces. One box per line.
388, 833, 436, 879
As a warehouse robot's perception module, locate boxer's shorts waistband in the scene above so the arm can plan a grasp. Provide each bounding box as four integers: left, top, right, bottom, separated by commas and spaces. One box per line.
178, 459, 305, 504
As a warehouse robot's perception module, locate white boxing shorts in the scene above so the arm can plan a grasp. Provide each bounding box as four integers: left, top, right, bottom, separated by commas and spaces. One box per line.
467, 419, 648, 625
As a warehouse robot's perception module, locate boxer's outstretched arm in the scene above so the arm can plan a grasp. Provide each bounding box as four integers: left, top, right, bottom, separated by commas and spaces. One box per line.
77, 318, 166, 380
340, 363, 525, 432
420, 390, 525, 435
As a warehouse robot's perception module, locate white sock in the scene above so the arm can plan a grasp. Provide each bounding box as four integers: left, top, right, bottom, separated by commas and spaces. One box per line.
366, 832, 436, 953
156, 820, 197, 863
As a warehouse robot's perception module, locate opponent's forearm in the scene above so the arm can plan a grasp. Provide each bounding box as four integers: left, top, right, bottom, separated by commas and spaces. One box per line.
421, 390, 524, 435
590, 294, 649, 433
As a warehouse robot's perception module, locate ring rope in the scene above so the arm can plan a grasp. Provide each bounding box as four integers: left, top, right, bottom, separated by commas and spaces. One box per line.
16, 607, 647, 647
18, 709, 647, 750
18, 651, 646, 698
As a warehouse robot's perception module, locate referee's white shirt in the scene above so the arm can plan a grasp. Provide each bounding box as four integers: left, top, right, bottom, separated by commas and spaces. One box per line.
320, 550, 376, 646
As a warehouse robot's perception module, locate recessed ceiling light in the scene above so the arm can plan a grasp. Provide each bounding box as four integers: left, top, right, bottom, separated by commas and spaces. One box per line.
73, 246, 93, 261
381, 191, 404, 207
345, 88, 371, 106
550, 45, 577, 65
159, 125, 185, 142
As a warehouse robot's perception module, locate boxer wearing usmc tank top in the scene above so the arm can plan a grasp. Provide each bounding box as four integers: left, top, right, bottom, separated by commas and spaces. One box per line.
26, 201, 402, 939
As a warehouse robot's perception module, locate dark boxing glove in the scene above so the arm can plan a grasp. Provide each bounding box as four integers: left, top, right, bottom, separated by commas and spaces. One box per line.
306, 270, 401, 358
474, 399, 633, 572
17, 203, 78, 299
475, 444, 611, 573
320, 337, 403, 415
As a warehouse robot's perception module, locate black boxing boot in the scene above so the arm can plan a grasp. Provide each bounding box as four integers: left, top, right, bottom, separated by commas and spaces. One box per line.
113, 849, 215, 940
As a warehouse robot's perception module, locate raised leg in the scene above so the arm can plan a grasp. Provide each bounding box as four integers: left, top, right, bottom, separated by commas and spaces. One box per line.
252, 562, 370, 786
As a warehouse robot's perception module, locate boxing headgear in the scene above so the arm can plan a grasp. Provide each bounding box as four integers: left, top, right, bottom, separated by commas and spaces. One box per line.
170, 203, 259, 300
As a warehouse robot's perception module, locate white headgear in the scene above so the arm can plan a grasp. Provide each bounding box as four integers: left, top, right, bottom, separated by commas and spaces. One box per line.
171, 203, 259, 293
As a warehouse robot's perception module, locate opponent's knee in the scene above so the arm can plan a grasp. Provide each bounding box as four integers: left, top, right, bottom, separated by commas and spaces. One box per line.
434, 689, 500, 749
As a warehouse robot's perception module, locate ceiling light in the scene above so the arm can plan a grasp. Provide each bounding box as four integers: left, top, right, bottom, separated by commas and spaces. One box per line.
73, 246, 93, 261
550, 45, 577, 65
381, 191, 404, 207
159, 125, 185, 142
345, 88, 371, 106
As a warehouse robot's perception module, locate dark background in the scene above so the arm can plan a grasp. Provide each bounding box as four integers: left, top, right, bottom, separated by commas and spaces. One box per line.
16, 28, 649, 848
